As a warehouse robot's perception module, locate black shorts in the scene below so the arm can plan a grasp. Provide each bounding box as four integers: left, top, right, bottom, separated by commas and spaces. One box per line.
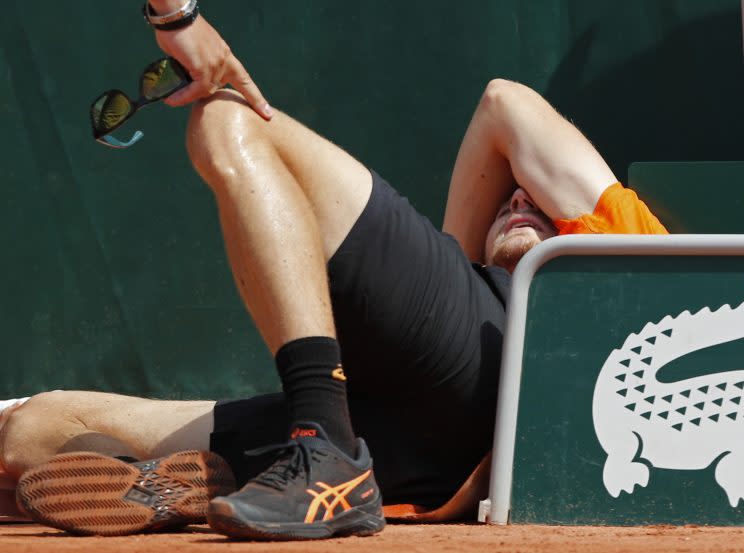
210, 171, 509, 508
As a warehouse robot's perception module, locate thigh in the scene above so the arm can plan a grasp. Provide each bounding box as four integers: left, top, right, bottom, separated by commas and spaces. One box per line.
189, 90, 372, 260
328, 173, 508, 409
262, 110, 373, 259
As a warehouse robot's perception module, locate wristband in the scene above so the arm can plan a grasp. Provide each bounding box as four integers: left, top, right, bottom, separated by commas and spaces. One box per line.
143, 0, 199, 31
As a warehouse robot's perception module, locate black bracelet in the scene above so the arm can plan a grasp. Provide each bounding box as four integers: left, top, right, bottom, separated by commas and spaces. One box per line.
142, 3, 200, 31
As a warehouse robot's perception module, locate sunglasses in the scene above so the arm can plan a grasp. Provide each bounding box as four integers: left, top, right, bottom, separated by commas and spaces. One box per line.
90, 57, 191, 149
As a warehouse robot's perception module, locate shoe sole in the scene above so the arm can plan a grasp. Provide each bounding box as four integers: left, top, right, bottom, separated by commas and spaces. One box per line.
208, 497, 386, 540
16, 450, 235, 536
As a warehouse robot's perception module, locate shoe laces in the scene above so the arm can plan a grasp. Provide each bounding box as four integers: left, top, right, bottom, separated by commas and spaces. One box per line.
244, 440, 328, 491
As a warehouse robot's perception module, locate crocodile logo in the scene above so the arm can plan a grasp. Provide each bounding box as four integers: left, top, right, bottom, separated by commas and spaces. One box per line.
592, 303, 744, 507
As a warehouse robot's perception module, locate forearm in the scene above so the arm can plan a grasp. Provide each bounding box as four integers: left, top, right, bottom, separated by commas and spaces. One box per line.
444, 79, 617, 262
442, 94, 515, 263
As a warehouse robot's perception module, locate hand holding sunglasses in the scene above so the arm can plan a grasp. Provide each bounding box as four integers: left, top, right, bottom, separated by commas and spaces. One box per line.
89, 57, 191, 149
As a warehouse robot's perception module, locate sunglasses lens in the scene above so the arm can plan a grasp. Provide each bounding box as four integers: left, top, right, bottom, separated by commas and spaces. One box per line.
91, 91, 133, 136
141, 58, 188, 100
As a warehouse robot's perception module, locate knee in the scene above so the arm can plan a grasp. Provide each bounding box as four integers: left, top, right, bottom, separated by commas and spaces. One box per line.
188, 89, 266, 143
186, 89, 275, 186
1, 393, 48, 476
0, 391, 79, 477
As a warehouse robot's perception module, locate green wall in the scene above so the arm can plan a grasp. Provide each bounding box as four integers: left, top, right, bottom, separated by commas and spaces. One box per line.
513, 255, 744, 524
1, 0, 742, 398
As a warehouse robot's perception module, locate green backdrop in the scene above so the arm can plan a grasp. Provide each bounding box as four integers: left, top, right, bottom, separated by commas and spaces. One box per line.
512, 255, 744, 524
1, 0, 742, 398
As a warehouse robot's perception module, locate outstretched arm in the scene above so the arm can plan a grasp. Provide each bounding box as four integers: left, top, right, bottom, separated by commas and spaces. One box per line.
149, 0, 273, 118
443, 79, 617, 262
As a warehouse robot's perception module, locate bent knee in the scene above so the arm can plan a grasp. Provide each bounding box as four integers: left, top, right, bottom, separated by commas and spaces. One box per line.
1, 392, 57, 476
189, 89, 261, 132
187, 90, 274, 176
0, 391, 86, 477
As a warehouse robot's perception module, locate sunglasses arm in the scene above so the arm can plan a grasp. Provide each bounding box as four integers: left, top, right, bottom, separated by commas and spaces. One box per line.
96, 130, 145, 149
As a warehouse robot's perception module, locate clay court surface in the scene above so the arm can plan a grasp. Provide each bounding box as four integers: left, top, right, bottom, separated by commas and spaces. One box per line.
3, 523, 744, 553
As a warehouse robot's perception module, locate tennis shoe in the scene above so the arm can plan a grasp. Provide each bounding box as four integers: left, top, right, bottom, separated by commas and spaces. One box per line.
207, 421, 385, 540
16, 450, 235, 536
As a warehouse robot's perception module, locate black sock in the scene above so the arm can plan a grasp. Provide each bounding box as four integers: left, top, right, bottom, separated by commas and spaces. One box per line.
275, 336, 356, 456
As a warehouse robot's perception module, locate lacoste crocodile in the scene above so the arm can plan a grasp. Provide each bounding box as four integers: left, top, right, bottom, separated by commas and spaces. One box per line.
593, 303, 744, 507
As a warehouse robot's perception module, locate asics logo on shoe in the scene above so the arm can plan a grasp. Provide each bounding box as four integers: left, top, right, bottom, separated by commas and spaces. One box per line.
332, 366, 347, 382
291, 428, 318, 439
304, 469, 372, 523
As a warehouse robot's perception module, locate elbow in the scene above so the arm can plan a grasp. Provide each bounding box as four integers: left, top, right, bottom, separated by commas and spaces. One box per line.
480, 78, 530, 114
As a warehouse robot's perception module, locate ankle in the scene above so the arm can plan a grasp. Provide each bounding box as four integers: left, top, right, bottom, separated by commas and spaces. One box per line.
276, 337, 356, 455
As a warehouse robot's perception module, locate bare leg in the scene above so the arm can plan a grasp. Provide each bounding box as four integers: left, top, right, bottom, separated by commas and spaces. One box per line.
443, 79, 618, 262
0, 391, 215, 478
187, 96, 388, 538
2, 96, 374, 480
186, 91, 372, 354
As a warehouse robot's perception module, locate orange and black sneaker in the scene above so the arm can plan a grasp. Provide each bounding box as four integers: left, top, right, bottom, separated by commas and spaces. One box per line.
16, 450, 236, 536
207, 422, 385, 540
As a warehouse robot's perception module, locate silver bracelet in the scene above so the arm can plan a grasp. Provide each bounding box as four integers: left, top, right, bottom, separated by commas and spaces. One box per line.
144, 0, 198, 25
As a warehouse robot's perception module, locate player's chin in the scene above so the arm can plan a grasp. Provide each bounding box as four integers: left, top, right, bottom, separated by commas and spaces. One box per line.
487, 233, 542, 272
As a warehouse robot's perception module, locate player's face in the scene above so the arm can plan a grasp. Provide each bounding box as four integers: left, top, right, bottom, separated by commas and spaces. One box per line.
484, 187, 558, 273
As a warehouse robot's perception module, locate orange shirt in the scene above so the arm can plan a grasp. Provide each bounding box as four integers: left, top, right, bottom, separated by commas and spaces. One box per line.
554, 183, 668, 236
